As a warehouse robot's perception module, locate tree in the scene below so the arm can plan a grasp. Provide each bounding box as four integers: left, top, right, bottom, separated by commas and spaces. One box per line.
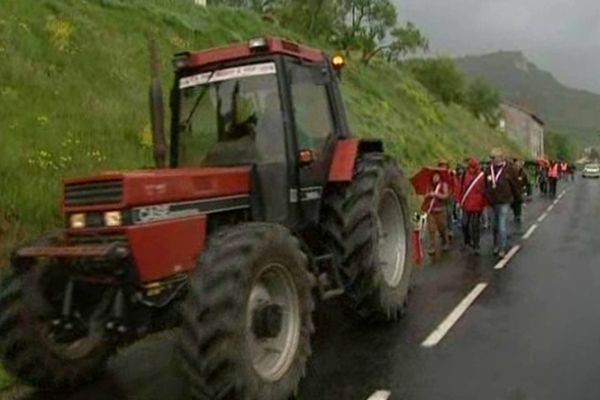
277, 0, 342, 38
384, 22, 429, 62
407, 57, 466, 104
465, 78, 501, 127
545, 131, 576, 161
210, 0, 282, 13
332, 0, 397, 62
211, 0, 429, 65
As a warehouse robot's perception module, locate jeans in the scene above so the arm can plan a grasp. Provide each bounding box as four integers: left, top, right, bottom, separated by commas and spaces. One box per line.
462, 211, 481, 249
482, 207, 491, 229
492, 203, 510, 251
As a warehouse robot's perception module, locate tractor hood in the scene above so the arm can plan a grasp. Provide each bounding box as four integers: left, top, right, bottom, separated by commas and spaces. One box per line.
62, 166, 251, 213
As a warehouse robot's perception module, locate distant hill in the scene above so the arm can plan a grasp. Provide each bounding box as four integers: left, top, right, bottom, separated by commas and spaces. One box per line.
455, 51, 600, 144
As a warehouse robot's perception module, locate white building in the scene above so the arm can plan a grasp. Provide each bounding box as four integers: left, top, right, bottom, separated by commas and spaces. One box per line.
499, 103, 545, 158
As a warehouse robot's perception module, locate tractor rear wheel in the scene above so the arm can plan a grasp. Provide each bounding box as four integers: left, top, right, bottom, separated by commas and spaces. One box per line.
323, 153, 414, 321
0, 264, 114, 388
178, 223, 314, 400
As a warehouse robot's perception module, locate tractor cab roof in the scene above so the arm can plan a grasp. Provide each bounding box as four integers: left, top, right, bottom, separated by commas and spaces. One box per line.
177, 37, 325, 71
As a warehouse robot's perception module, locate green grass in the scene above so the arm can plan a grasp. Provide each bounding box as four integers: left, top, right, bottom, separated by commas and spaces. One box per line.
0, 0, 524, 257
0, 0, 522, 254
0, 0, 523, 388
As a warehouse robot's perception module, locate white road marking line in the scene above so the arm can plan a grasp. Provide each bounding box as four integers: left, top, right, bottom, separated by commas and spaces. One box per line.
553, 199, 559, 205
522, 224, 538, 240
493, 244, 521, 270
421, 193, 565, 351
367, 390, 391, 400
421, 282, 488, 348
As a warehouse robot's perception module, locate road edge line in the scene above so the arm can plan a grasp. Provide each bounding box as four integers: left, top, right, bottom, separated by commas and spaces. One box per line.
421, 282, 488, 348
366, 390, 392, 400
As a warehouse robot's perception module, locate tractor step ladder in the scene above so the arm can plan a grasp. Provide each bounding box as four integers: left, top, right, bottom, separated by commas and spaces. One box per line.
314, 254, 344, 300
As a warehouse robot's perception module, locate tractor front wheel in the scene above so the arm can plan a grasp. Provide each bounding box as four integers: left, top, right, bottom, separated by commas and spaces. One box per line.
0, 264, 114, 389
178, 223, 314, 400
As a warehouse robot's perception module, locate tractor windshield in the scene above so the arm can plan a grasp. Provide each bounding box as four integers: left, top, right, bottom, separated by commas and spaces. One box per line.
177, 62, 285, 166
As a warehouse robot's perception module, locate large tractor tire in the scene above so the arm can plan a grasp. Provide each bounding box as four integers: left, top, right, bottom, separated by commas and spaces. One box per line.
323, 152, 414, 321
0, 264, 114, 388
178, 223, 314, 400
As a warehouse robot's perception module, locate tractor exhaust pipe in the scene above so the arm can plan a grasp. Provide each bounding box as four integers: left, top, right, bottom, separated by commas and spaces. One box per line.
148, 39, 167, 168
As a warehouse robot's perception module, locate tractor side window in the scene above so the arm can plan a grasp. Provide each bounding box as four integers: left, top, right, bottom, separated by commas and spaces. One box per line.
289, 64, 334, 158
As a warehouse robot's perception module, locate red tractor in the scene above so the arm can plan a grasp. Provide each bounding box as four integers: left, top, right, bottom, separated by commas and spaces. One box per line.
0, 37, 414, 399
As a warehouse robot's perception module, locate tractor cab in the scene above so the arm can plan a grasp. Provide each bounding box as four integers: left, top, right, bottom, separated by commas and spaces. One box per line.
168, 37, 350, 227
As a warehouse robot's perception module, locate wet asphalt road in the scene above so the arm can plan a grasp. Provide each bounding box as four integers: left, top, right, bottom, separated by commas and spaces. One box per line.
9, 178, 600, 400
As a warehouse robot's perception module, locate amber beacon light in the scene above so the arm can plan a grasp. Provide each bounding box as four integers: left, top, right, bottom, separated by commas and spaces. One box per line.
331, 54, 346, 70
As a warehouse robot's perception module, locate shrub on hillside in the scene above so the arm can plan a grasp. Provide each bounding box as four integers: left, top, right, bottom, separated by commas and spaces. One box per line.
545, 131, 577, 161
464, 78, 501, 127
406, 57, 465, 105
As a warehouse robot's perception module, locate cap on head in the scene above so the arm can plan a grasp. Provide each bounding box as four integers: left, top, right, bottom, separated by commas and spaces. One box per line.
468, 158, 479, 168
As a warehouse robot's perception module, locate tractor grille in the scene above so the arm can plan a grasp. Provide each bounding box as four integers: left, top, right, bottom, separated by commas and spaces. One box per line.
64, 180, 123, 207
68, 233, 128, 246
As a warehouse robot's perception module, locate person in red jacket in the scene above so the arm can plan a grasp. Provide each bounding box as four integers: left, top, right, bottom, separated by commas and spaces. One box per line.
458, 158, 487, 254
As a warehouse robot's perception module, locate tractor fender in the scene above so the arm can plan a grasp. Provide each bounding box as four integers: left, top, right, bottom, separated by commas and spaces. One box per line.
328, 139, 384, 182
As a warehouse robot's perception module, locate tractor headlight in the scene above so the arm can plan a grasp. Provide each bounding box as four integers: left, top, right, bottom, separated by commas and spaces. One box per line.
69, 213, 86, 229
104, 211, 122, 227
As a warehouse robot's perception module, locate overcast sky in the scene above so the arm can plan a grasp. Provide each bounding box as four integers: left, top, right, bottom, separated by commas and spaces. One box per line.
396, 0, 600, 93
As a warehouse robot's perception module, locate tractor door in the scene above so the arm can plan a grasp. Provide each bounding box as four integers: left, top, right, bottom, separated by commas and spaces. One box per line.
286, 59, 340, 225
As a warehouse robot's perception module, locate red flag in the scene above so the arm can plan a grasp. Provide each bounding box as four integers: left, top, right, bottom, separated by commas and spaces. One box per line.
411, 229, 422, 266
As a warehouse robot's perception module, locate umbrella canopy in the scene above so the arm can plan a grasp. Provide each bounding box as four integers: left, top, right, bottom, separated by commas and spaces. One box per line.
410, 167, 451, 196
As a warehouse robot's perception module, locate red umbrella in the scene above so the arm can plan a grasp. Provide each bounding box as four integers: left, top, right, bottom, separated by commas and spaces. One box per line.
410, 167, 451, 196
537, 158, 549, 167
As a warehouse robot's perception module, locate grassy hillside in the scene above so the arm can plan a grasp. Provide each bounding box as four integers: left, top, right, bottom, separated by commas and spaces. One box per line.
0, 0, 526, 390
456, 51, 600, 146
0, 0, 523, 264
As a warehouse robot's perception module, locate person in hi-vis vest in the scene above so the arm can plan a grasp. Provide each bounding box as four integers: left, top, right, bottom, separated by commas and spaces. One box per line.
548, 161, 559, 198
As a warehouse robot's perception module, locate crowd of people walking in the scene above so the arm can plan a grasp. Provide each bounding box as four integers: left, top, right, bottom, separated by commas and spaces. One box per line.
413, 148, 573, 261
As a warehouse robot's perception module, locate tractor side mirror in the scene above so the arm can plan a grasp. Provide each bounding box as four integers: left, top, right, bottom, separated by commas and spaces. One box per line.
311, 67, 330, 86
